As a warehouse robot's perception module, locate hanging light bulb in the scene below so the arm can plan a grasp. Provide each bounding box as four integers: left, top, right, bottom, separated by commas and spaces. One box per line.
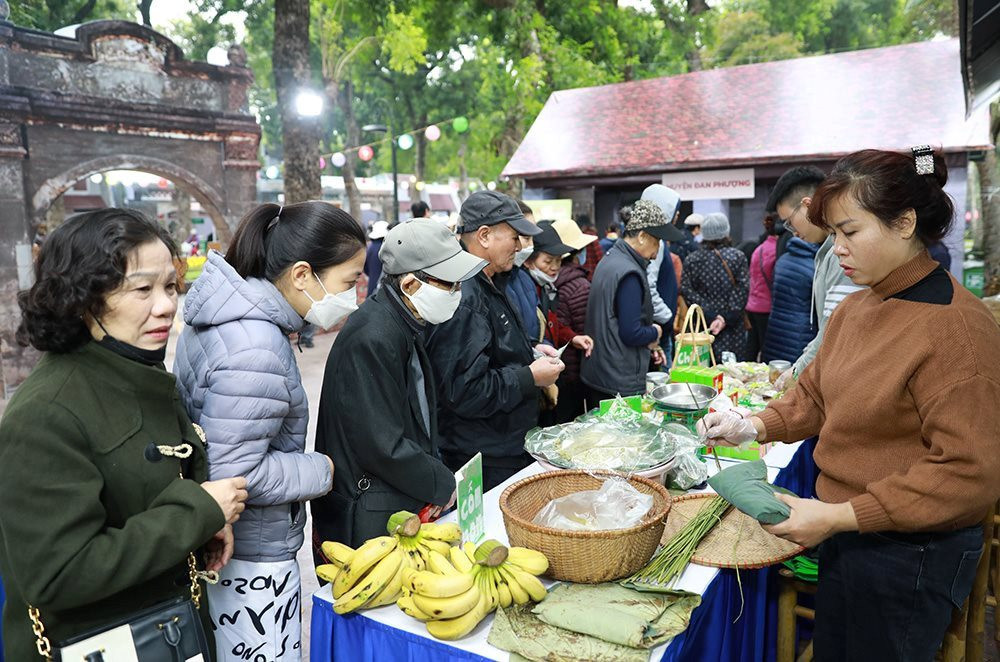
425, 124, 441, 141
331, 152, 346, 168
397, 134, 414, 150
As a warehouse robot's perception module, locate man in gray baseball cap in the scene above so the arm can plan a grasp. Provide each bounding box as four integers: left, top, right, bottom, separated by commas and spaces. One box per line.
313, 219, 487, 545
426, 191, 564, 491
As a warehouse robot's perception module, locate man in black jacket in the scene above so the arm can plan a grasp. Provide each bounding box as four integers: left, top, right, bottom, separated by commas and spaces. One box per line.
426, 191, 565, 491
311, 219, 487, 548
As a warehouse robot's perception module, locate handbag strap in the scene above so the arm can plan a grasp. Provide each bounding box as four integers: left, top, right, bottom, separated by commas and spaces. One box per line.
714, 249, 739, 287
29, 424, 218, 659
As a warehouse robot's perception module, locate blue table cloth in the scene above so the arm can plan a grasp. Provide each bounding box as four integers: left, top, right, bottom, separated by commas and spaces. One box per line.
311, 440, 818, 662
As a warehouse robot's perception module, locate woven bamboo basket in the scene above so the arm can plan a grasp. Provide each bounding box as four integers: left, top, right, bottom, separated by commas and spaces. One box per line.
499, 470, 672, 583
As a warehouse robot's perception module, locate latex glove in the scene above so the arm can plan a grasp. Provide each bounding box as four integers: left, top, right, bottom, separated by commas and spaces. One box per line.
775, 367, 797, 392
697, 410, 757, 447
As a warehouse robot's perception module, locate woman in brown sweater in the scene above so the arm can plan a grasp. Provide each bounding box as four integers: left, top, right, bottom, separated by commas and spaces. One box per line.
700, 148, 1000, 662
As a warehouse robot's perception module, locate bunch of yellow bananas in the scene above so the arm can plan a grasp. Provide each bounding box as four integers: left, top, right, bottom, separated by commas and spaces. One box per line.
314, 511, 463, 615
395, 539, 550, 640
386, 511, 463, 571
316, 536, 404, 615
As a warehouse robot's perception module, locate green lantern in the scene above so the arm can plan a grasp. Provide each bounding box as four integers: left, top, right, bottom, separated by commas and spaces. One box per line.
452, 116, 470, 133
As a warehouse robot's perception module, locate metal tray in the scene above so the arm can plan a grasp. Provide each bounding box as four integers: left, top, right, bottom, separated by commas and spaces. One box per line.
649, 382, 717, 411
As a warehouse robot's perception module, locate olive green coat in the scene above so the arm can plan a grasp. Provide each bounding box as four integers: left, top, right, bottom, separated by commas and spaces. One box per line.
0, 342, 225, 661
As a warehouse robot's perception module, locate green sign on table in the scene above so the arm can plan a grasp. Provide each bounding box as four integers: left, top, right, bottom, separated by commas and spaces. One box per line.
456, 452, 485, 544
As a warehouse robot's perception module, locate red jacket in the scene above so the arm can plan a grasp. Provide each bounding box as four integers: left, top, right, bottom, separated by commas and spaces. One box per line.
553, 262, 591, 382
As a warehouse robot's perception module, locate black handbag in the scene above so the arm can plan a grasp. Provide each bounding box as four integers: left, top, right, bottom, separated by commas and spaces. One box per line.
28, 429, 216, 662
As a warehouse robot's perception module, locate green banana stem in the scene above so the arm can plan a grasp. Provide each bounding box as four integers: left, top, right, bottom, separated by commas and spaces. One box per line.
387, 511, 422, 538
474, 539, 509, 567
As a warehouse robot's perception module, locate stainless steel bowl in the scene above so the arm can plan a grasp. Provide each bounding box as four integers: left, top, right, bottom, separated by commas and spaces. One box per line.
649, 382, 717, 411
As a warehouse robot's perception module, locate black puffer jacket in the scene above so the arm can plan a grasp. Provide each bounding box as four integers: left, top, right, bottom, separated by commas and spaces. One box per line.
425, 270, 539, 460
312, 287, 455, 548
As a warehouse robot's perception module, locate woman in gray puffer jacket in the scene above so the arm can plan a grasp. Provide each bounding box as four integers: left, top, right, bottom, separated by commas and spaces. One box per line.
174, 201, 366, 661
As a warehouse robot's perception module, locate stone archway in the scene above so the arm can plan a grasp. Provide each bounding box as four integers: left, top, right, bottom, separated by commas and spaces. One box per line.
32, 154, 232, 242
0, 19, 262, 396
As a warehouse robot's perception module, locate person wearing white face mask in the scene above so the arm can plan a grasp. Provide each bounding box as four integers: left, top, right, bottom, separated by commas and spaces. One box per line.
312, 220, 487, 546
174, 201, 367, 661
525, 221, 595, 425
506, 200, 543, 342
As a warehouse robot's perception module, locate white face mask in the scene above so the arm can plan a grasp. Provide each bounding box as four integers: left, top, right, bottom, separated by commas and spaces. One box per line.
513, 247, 533, 268
404, 279, 462, 324
303, 274, 358, 329
529, 267, 557, 286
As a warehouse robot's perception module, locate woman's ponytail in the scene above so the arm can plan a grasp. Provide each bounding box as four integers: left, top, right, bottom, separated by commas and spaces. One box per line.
225, 203, 282, 279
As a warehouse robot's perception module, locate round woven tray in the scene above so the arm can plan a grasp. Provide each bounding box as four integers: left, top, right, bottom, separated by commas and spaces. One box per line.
660, 493, 804, 569
500, 470, 672, 583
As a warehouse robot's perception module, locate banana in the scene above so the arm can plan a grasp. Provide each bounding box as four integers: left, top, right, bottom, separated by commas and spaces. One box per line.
332, 536, 397, 599
462, 541, 477, 563
397, 594, 433, 622
316, 563, 340, 585
420, 521, 462, 543
321, 541, 355, 568
478, 567, 498, 613
365, 556, 406, 608
403, 548, 426, 571
449, 546, 474, 573
407, 569, 475, 598
425, 591, 489, 641
411, 583, 481, 619
426, 550, 460, 576
417, 537, 453, 557
499, 565, 530, 605
493, 570, 513, 608
506, 547, 549, 576
504, 565, 548, 602
333, 549, 403, 614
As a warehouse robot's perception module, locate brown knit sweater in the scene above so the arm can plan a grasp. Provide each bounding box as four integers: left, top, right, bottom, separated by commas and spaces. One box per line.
758, 251, 1000, 533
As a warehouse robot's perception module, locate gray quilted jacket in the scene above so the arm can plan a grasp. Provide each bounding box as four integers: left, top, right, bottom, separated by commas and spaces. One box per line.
174, 251, 332, 562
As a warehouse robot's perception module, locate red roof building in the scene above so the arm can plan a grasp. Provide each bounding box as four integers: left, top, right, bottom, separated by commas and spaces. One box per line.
503, 38, 990, 270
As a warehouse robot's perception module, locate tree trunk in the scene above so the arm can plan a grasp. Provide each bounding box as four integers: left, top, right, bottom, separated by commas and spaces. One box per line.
273, 0, 321, 204
335, 81, 363, 223
137, 0, 153, 26
981, 101, 1000, 296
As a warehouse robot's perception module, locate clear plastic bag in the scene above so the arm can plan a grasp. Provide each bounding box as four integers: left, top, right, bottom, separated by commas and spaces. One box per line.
532, 477, 654, 531
524, 396, 692, 472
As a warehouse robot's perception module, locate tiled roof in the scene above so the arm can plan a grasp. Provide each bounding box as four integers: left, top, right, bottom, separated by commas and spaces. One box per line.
502, 39, 991, 181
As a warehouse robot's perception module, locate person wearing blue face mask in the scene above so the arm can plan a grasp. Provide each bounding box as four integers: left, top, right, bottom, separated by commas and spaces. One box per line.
174, 201, 366, 661
312, 220, 487, 547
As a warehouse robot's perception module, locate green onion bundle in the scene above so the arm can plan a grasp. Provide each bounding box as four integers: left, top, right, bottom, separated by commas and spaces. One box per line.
623, 496, 729, 591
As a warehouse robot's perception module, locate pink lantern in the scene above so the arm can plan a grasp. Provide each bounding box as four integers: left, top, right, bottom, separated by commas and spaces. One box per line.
425, 124, 441, 142
319, 156, 327, 169
358, 145, 374, 162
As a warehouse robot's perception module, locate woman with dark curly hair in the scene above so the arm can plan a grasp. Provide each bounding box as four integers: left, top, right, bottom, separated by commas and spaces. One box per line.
0, 208, 248, 662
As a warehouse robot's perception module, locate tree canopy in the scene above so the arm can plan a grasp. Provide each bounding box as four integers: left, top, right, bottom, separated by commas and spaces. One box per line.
12, 0, 959, 190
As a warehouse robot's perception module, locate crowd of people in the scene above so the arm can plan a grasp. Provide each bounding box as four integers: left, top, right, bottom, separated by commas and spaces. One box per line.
0, 146, 998, 662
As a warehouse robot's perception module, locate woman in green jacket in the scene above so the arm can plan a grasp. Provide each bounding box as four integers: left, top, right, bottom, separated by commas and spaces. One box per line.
0, 209, 248, 661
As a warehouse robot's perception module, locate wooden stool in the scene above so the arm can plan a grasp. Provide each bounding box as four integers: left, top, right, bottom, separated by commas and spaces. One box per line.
777, 567, 816, 662
941, 503, 998, 662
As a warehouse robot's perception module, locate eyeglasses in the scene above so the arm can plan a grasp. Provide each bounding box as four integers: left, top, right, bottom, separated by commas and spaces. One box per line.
419, 275, 461, 294
778, 201, 803, 229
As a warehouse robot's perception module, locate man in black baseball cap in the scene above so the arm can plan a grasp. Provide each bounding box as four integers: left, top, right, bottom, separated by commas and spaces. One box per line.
426, 191, 564, 491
